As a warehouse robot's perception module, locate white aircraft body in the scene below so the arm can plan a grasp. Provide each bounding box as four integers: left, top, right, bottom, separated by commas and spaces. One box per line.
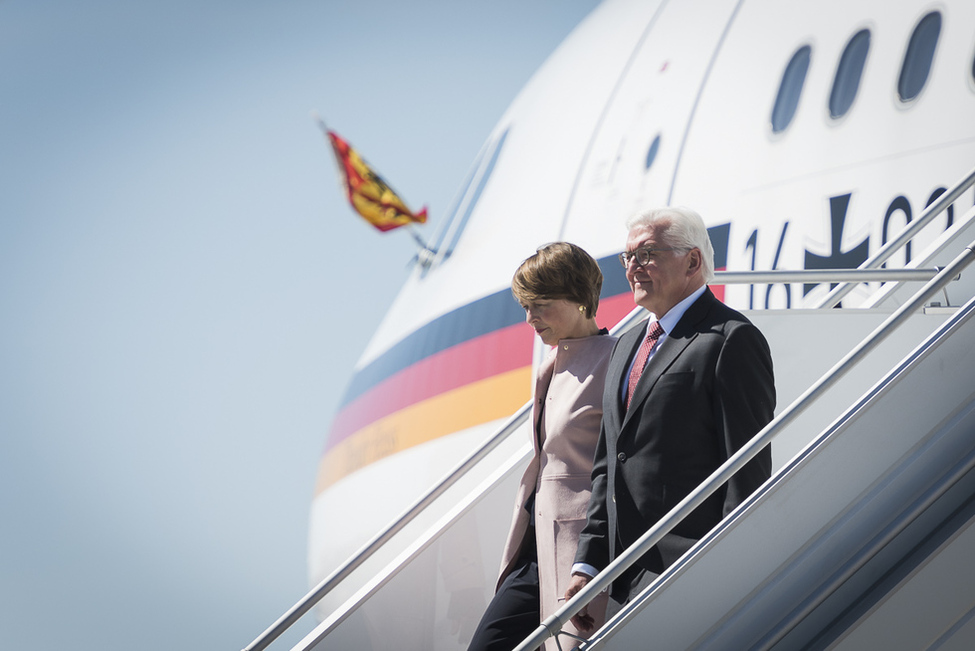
295, 0, 975, 648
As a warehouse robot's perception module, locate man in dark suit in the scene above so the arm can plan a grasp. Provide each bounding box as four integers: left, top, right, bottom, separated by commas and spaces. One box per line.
565, 207, 775, 630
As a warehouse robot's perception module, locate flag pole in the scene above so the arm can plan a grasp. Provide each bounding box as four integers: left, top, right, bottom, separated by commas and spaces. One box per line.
311, 111, 328, 136
405, 223, 428, 249
406, 223, 437, 268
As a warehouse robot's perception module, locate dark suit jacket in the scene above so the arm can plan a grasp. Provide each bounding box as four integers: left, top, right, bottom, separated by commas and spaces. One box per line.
574, 288, 774, 589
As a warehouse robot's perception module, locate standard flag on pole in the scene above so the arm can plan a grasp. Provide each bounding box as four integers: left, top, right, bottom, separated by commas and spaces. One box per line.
317, 118, 428, 233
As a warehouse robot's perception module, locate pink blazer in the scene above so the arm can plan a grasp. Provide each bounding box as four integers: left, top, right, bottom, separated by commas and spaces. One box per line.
497, 332, 615, 648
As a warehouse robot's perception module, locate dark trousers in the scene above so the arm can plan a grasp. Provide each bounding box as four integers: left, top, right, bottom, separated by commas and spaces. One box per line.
467, 539, 540, 651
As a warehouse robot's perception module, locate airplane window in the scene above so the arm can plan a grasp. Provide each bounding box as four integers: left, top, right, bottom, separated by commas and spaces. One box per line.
771, 45, 812, 134
645, 134, 661, 170
898, 11, 941, 102
830, 29, 871, 119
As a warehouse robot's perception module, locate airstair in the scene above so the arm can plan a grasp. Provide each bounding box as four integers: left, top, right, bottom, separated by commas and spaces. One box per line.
244, 166, 975, 651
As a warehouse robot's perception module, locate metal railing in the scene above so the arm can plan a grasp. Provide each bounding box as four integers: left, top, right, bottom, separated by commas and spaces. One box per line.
288, 267, 959, 650
512, 241, 975, 650
714, 268, 941, 284
242, 405, 532, 651
815, 165, 975, 309
243, 278, 961, 651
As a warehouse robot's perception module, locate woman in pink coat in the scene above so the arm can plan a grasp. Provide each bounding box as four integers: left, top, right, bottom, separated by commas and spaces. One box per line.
468, 242, 614, 651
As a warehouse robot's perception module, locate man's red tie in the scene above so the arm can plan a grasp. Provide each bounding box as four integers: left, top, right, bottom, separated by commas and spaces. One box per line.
626, 321, 665, 410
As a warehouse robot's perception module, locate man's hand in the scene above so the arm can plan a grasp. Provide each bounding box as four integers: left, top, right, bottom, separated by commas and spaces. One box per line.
564, 573, 594, 631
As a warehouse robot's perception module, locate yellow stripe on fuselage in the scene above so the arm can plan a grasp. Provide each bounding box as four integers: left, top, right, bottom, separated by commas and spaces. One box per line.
315, 366, 532, 494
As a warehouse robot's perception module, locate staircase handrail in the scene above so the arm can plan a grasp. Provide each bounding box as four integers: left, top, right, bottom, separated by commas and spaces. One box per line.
513, 239, 975, 651
815, 164, 975, 309
244, 245, 967, 649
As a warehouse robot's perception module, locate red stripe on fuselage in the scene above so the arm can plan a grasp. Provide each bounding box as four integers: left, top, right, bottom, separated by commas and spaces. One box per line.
327, 322, 534, 451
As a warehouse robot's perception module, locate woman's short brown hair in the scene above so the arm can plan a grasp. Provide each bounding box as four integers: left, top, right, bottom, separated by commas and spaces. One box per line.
511, 242, 603, 318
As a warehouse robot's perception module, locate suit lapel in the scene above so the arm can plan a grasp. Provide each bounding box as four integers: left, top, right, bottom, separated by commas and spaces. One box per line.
621, 290, 715, 430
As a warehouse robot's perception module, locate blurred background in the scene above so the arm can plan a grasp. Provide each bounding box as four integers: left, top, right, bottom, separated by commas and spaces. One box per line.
0, 1, 598, 649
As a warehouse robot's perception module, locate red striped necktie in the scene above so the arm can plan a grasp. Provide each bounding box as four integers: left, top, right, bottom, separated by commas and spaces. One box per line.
625, 321, 665, 410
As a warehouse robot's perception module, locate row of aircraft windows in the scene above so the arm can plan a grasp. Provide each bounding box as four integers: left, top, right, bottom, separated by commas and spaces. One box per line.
771, 11, 966, 133
429, 10, 970, 269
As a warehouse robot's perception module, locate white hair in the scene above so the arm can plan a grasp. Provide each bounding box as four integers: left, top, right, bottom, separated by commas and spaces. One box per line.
625, 206, 715, 283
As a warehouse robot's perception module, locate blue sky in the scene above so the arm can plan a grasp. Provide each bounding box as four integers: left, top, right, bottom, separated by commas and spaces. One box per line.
0, 1, 598, 649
